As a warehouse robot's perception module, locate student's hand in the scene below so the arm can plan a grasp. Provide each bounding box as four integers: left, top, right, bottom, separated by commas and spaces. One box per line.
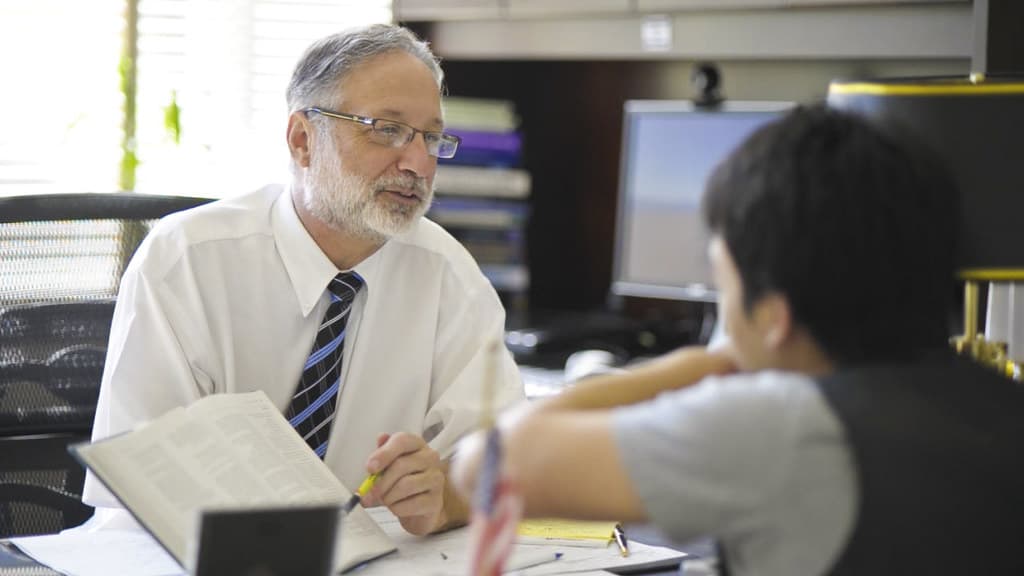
361, 432, 465, 535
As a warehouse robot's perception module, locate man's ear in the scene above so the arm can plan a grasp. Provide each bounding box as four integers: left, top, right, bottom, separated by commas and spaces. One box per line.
286, 112, 312, 168
754, 292, 793, 350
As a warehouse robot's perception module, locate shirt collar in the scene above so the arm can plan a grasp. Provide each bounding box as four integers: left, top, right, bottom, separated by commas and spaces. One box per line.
272, 186, 384, 317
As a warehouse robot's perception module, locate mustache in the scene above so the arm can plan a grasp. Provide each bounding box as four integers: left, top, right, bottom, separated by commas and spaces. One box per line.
374, 174, 430, 196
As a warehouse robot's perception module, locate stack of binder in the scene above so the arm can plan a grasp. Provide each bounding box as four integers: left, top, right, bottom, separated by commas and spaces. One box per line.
432, 97, 531, 313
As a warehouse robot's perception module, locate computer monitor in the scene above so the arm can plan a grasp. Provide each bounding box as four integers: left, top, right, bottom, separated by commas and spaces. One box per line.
612, 100, 791, 302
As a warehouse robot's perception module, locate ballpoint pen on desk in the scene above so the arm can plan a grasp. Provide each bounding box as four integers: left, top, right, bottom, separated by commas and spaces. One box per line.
505, 551, 563, 572
613, 524, 630, 557
342, 472, 379, 514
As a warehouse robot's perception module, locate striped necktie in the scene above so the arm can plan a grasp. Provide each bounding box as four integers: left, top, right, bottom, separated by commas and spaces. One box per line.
286, 271, 364, 458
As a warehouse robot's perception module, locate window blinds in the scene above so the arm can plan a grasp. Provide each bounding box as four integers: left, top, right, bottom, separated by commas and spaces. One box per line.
0, 0, 391, 197
0, 0, 125, 195
135, 0, 392, 196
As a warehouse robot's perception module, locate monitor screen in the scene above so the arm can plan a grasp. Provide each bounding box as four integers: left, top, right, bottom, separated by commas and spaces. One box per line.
612, 101, 791, 302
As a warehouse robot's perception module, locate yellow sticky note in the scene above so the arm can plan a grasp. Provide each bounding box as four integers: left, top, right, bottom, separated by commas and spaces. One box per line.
517, 518, 617, 541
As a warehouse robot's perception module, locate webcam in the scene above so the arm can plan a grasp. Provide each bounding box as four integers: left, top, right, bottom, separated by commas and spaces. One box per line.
691, 62, 723, 108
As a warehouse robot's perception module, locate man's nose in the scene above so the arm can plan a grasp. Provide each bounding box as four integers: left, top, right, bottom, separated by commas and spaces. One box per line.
396, 132, 435, 177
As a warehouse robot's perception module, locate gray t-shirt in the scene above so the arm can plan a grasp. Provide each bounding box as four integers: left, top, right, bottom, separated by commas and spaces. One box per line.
613, 372, 857, 576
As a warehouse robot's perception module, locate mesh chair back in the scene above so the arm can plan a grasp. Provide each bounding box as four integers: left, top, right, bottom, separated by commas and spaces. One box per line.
0, 193, 209, 305
0, 435, 93, 537
0, 301, 113, 435
0, 192, 212, 536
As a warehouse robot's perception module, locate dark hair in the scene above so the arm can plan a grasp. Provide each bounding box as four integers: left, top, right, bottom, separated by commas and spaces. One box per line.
702, 105, 958, 365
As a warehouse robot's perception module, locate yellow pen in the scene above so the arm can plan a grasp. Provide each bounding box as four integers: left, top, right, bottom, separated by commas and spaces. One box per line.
342, 472, 379, 514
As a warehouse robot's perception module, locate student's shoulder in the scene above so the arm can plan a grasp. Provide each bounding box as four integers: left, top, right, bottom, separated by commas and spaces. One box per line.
712, 370, 821, 401
639, 371, 833, 431
693, 371, 845, 436
672, 370, 818, 403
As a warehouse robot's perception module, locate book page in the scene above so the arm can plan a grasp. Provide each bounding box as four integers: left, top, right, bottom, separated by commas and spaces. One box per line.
74, 391, 394, 572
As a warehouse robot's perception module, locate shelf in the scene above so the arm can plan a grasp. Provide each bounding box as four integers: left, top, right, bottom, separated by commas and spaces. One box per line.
417, 3, 971, 60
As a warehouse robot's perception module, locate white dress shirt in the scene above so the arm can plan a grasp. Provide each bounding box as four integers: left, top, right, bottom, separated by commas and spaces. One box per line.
83, 183, 523, 511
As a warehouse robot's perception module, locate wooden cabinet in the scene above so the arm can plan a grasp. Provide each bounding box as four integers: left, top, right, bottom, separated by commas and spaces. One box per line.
506, 0, 631, 18
395, 0, 966, 22
639, 0, 962, 10
787, 0, 963, 5
393, 0, 500, 22
422, 3, 971, 60
637, 0, 785, 10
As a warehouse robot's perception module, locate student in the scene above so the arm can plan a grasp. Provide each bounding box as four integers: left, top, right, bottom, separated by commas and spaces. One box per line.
84, 24, 523, 536
453, 106, 1024, 574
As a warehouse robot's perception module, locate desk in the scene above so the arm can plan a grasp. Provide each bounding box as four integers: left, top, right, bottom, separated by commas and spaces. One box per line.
0, 366, 706, 576
1, 532, 709, 576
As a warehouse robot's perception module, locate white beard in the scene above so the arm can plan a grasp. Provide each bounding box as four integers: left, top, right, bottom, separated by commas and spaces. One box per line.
303, 139, 433, 243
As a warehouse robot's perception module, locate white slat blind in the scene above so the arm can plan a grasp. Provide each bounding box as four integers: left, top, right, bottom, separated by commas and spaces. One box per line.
0, 0, 391, 198
0, 0, 125, 195
134, 0, 392, 197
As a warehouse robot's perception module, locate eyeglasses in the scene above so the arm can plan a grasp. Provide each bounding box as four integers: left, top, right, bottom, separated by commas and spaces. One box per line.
303, 107, 460, 159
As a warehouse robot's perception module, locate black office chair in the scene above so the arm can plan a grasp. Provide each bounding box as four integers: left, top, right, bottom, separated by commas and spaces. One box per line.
0, 192, 212, 537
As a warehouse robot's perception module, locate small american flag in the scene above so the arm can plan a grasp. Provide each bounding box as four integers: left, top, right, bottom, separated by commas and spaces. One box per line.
466, 427, 523, 576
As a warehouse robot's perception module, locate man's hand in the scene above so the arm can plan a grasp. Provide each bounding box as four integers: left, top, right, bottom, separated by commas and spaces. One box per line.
360, 432, 467, 535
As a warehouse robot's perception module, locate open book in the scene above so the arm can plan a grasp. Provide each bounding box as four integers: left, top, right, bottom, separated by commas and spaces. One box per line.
72, 391, 396, 573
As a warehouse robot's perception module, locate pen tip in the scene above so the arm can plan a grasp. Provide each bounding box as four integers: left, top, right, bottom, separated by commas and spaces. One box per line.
342, 494, 360, 513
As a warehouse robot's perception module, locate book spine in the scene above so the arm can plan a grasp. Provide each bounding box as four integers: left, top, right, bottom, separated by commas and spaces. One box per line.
434, 165, 531, 199
444, 97, 519, 132
440, 149, 521, 169
448, 129, 523, 154
428, 203, 528, 230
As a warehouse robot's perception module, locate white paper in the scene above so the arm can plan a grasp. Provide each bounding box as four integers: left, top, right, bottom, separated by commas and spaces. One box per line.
354, 508, 685, 576
11, 530, 185, 576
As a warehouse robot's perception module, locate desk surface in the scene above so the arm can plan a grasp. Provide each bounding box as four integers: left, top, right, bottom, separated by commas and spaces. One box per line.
2, 364, 707, 576
1, 531, 710, 576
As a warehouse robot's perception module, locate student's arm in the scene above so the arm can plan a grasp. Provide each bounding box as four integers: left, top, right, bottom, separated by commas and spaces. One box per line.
495, 409, 644, 520
451, 346, 737, 520
539, 345, 736, 412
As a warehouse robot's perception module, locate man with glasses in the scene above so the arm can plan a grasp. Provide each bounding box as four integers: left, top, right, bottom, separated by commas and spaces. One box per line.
84, 24, 523, 536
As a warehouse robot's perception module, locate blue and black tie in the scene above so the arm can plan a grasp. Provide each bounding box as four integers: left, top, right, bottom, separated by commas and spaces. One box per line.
286, 271, 364, 458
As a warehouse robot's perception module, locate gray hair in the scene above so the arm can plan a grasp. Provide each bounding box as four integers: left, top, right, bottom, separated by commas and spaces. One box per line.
286, 24, 443, 113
